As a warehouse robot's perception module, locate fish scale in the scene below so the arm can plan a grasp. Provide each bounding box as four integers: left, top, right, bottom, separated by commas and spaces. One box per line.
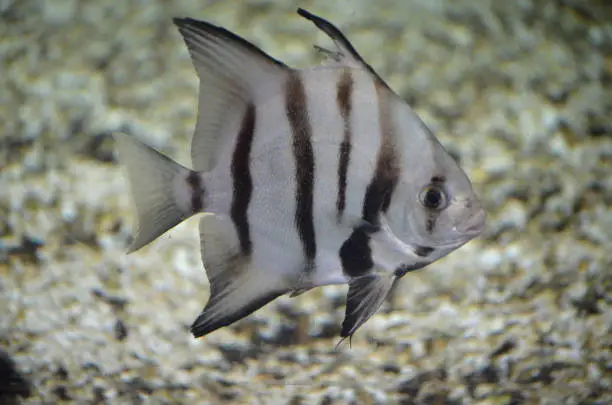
113, 8, 486, 340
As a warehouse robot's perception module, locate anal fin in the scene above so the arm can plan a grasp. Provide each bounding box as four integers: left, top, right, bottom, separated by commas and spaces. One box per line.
192, 215, 288, 338
341, 273, 396, 339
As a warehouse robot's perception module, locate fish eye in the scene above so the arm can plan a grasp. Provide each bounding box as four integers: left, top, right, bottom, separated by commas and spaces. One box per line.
419, 184, 447, 211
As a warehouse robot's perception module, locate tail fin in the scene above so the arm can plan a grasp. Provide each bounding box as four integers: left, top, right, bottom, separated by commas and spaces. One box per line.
113, 133, 204, 252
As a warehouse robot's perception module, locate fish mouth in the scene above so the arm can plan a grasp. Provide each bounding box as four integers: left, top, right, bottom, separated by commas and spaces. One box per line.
454, 209, 486, 237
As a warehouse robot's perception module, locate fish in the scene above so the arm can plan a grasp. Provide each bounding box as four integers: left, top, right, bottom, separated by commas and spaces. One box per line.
113, 8, 486, 340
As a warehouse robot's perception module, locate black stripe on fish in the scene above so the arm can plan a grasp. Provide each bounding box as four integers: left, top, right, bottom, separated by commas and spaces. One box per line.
414, 245, 435, 257
393, 262, 428, 278
361, 83, 400, 225
336, 69, 354, 221
426, 217, 436, 233
186, 171, 204, 213
340, 225, 374, 278
286, 72, 317, 263
230, 103, 256, 255
424, 175, 446, 234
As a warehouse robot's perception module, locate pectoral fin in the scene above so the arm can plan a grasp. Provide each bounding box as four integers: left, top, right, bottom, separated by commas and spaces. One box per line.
341, 273, 397, 338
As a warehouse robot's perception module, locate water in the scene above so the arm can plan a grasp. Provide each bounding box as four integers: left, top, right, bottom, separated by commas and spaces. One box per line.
1, 0, 611, 403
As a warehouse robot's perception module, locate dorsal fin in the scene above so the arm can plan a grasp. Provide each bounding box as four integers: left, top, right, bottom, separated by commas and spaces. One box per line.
173, 17, 290, 172
297, 8, 391, 90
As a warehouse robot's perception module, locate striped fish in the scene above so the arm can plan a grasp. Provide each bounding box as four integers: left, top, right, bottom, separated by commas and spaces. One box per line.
114, 9, 486, 340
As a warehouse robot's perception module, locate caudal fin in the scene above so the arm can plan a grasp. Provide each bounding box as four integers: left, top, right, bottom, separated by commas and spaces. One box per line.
113, 133, 204, 252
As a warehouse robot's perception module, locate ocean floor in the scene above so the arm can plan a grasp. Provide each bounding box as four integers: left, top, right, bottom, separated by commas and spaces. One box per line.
1, 0, 611, 404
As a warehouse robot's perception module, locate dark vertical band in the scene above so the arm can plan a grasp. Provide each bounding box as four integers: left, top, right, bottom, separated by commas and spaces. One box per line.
339, 225, 374, 277
230, 103, 256, 255
361, 83, 400, 225
186, 171, 204, 213
336, 69, 354, 221
285, 72, 317, 263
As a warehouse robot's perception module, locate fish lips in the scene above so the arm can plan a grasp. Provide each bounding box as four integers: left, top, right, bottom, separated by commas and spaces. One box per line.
454, 209, 486, 237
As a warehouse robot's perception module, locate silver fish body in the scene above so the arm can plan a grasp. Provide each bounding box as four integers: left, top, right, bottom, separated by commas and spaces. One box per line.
114, 8, 486, 340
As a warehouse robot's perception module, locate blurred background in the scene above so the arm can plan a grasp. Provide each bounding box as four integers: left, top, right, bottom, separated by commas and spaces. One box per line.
1, 0, 611, 404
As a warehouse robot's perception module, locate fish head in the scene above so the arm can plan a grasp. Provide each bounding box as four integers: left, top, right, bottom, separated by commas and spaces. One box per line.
416, 162, 486, 247
394, 113, 486, 254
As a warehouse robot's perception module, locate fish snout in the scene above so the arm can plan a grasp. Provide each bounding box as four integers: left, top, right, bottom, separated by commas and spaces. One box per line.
456, 203, 486, 236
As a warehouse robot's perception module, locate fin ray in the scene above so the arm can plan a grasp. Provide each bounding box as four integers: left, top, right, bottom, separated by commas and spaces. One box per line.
341, 273, 396, 338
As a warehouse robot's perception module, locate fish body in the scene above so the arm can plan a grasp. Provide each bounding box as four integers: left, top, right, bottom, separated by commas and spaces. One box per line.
114, 9, 486, 339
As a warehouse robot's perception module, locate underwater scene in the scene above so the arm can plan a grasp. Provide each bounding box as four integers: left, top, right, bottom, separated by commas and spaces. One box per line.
1, 0, 611, 404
